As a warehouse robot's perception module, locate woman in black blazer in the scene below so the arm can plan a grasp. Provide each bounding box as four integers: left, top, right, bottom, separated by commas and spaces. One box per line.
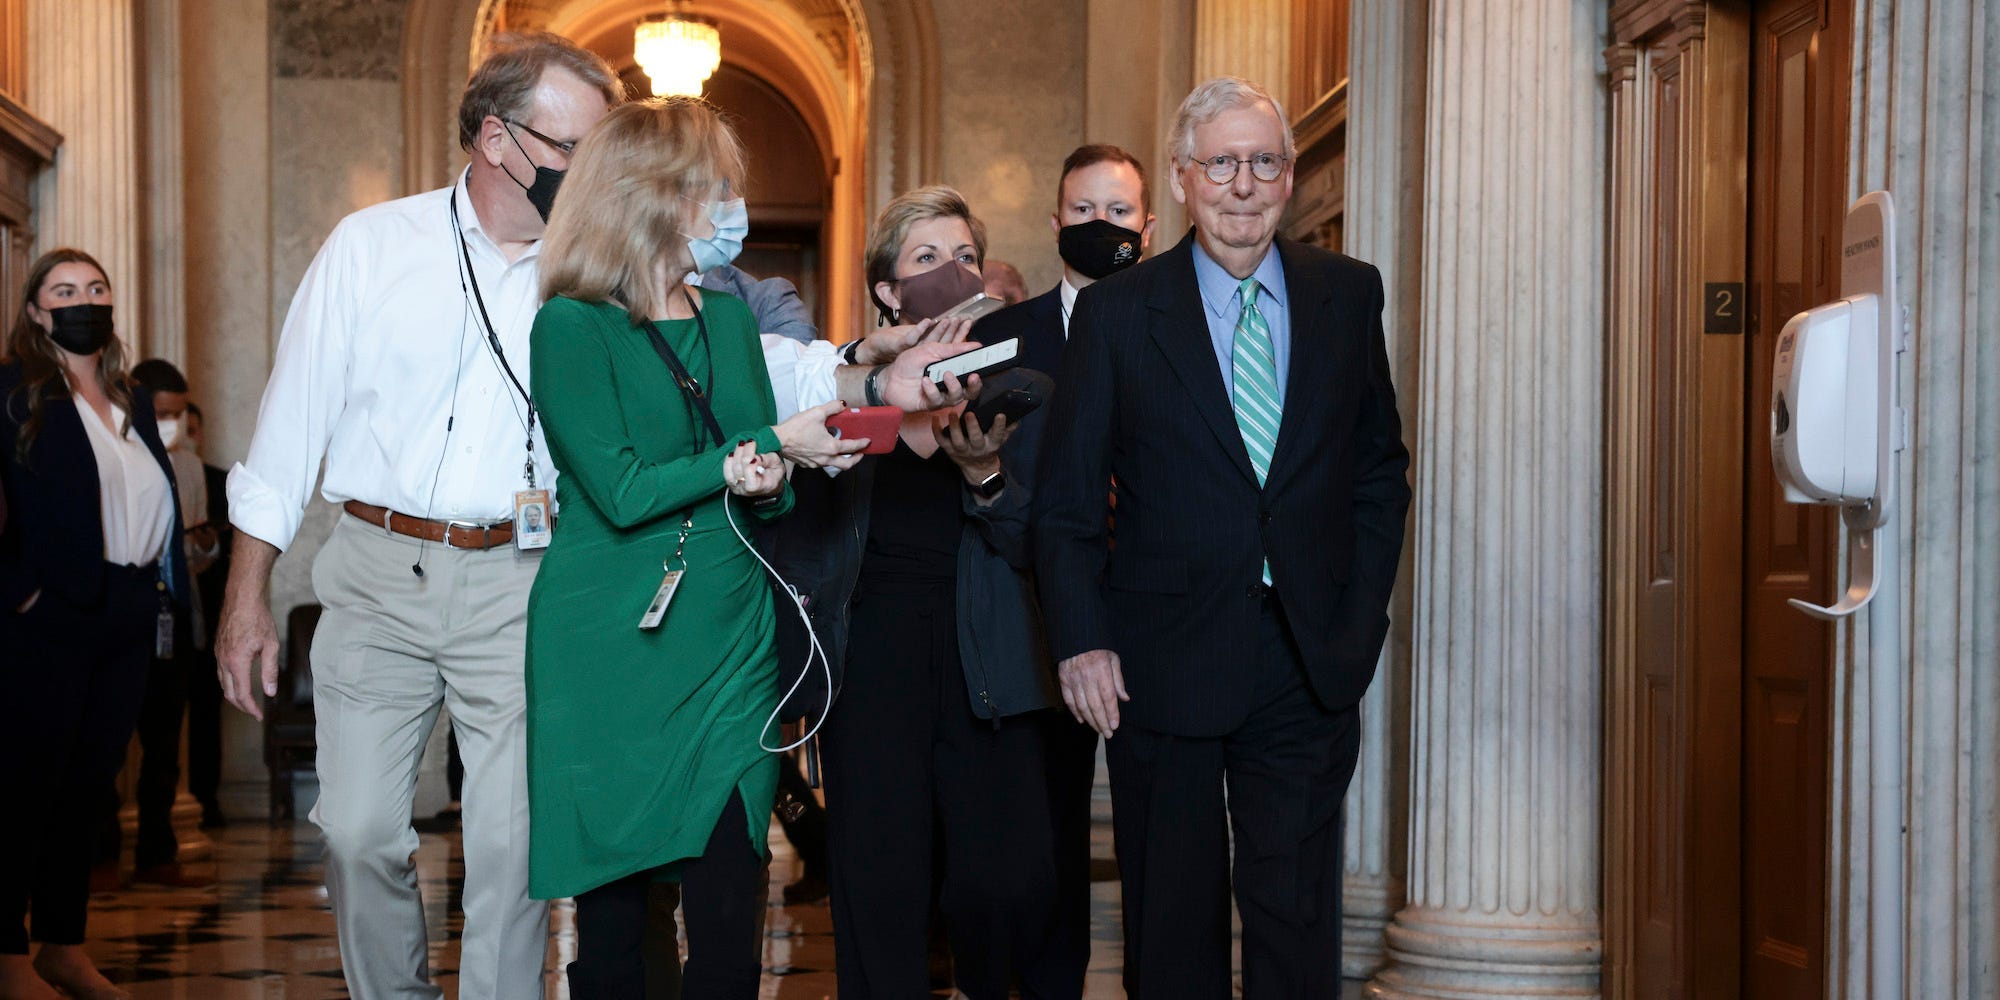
788, 186, 1066, 1000
0, 249, 188, 1000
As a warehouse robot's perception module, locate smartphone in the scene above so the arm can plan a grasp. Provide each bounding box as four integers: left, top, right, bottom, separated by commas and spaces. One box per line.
923, 338, 1020, 391
824, 406, 900, 454
970, 387, 1043, 433
937, 292, 1008, 323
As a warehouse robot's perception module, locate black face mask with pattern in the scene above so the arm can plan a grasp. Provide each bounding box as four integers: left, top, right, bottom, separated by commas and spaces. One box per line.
1057, 219, 1144, 280
48, 304, 115, 355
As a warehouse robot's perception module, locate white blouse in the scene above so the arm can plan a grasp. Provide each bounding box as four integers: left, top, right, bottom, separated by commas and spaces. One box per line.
74, 398, 175, 568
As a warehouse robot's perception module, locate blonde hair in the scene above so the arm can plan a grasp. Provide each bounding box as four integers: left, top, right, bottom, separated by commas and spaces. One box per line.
863, 185, 987, 323
539, 99, 745, 323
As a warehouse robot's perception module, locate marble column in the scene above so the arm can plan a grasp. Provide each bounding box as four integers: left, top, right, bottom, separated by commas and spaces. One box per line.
1833, 2, 2000, 997
1367, 1, 1608, 996
1192, 0, 1288, 100
1338, 0, 1427, 980
25, 0, 143, 340
138, 0, 184, 364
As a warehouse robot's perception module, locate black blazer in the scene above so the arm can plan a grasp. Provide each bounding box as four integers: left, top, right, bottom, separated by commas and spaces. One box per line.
1033, 233, 1411, 737
0, 362, 190, 613
977, 285, 1068, 378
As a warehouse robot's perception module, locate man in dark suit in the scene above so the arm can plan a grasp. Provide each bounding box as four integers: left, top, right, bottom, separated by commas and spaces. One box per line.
1035, 78, 1411, 998
986, 145, 1158, 379
183, 402, 231, 829
976, 141, 1156, 994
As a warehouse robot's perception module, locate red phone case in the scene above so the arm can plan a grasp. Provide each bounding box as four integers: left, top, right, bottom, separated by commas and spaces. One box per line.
825, 406, 901, 454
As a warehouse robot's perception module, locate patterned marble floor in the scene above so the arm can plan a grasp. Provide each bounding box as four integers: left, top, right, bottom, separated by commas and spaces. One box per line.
71, 786, 1157, 999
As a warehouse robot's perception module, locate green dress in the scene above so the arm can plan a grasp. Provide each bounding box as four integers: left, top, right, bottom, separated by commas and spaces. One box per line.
524, 292, 791, 900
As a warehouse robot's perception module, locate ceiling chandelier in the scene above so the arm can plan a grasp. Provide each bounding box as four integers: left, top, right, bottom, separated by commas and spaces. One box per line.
633, 4, 722, 98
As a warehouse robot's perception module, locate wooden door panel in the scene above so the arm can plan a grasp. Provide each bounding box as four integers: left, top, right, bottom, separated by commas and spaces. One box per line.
1743, 0, 1844, 996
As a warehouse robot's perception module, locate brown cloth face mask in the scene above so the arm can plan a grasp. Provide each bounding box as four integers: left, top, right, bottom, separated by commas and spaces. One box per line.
893, 262, 987, 323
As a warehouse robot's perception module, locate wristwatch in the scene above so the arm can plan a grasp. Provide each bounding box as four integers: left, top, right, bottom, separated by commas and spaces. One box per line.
969, 470, 1005, 500
864, 364, 888, 407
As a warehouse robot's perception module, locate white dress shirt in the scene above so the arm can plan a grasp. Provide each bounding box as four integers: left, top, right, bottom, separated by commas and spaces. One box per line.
75, 400, 173, 567
229, 175, 554, 552
762, 336, 840, 420
1059, 277, 1079, 336
231, 173, 848, 552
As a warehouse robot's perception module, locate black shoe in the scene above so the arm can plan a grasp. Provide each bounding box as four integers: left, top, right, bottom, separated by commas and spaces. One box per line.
782, 871, 829, 905
199, 802, 227, 829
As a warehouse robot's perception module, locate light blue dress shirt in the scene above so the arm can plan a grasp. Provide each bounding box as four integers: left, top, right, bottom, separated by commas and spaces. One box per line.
1190, 240, 1291, 405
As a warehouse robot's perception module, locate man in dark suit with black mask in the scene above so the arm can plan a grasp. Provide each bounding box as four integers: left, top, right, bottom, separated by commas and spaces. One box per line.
975, 141, 1155, 993
1035, 78, 1410, 998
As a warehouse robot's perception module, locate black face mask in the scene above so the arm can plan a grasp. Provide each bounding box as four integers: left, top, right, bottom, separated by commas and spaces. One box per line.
1058, 219, 1145, 280
48, 304, 115, 355
504, 125, 565, 222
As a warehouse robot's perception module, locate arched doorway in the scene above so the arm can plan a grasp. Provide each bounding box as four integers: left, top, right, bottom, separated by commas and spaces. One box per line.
401, 0, 941, 342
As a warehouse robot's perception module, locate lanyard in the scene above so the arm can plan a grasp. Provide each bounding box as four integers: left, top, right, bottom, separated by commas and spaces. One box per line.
639, 288, 726, 451
449, 192, 540, 488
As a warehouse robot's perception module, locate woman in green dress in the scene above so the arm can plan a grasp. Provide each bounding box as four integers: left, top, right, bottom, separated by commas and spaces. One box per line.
526, 98, 806, 1000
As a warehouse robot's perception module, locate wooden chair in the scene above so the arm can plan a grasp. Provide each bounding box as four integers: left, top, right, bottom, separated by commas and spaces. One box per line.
265, 603, 321, 822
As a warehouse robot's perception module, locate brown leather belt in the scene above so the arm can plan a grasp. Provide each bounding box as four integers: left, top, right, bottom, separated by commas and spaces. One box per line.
344, 500, 516, 550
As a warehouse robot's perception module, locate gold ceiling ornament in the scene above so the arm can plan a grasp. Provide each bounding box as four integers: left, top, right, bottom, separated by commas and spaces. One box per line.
633, 3, 722, 98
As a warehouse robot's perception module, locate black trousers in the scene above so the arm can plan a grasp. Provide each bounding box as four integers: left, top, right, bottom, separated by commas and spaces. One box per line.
0, 567, 159, 952
184, 643, 223, 806
1043, 710, 1099, 991
1106, 599, 1361, 1000
569, 790, 766, 1000
95, 610, 192, 869
822, 581, 1062, 1000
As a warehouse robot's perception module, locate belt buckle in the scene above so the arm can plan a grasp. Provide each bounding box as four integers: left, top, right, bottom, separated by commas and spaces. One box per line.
442, 519, 489, 550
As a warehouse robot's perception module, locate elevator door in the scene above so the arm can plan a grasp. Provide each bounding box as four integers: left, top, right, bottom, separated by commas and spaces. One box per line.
1742, 0, 1846, 995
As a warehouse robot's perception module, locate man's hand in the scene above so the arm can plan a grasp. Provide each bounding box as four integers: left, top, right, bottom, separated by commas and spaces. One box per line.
1057, 648, 1129, 738
881, 342, 984, 411
215, 536, 283, 720
854, 315, 977, 365
775, 400, 867, 471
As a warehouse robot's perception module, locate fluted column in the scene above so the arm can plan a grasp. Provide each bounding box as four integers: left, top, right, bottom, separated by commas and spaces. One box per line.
1192, 0, 1288, 99
25, 0, 142, 339
1338, 0, 1427, 980
1834, 2, 2000, 996
1367, 1, 1608, 996
139, 0, 184, 364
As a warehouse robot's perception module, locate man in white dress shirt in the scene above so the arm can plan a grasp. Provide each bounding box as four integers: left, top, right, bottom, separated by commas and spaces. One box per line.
216, 33, 971, 999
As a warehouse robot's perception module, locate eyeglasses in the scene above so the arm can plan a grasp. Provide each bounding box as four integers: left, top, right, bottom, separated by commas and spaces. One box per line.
505, 119, 577, 157
1189, 152, 1290, 185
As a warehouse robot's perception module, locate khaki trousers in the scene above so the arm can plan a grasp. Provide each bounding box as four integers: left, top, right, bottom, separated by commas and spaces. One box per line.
308, 514, 546, 1000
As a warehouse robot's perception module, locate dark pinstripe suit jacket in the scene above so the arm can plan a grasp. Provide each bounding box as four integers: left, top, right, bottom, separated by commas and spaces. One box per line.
1032, 232, 1410, 737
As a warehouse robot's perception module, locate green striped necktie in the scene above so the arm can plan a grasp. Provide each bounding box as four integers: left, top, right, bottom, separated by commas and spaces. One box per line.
1231, 276, 1279, 585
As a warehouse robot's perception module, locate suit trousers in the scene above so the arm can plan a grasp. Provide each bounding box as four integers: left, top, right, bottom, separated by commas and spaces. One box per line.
308, 514, 546, 1000
1105, 599, 1361, 999
0, 565, 157, 952
570, 790, 766, 1000
184, 642, 224, 806
1042, 712, 1099, 992
822, 581, 1062, 1000
133, 612, 194, 867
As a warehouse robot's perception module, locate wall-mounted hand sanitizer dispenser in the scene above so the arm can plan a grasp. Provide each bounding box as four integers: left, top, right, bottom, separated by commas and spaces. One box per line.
1771, 190, 1902, 619
1771, 295, 1878, 504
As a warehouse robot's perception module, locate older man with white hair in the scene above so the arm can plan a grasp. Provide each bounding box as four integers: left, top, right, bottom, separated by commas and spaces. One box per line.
1035, 77, 1412, 998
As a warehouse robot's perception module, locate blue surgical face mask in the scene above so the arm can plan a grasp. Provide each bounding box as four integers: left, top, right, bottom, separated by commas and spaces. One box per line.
686, 196, 749, 274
